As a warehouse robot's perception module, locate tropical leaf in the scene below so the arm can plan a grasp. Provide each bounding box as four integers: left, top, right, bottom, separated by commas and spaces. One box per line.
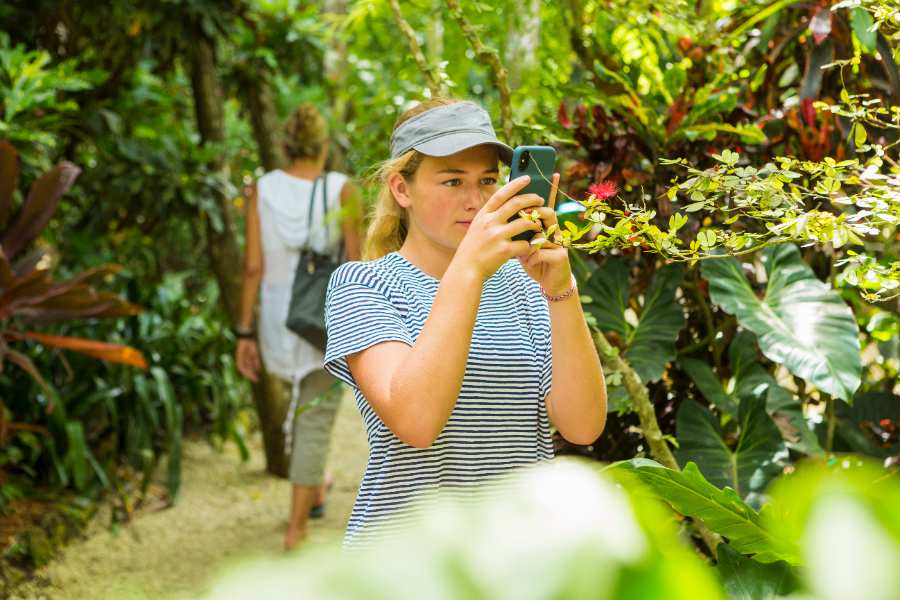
681, 332, 822, 456
613, 459, 797, 564
675, 394, 787, 505
702, 244, 861, 401
0, 139, 17, 230
583, 259, 685, 383
21, 331, 148, 369
0, 161, 81, 259
716, 543, 797, 600
679, 357, 739, 418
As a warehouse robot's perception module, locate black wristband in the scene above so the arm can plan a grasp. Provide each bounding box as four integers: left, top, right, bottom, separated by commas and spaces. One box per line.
234, 326, 255, 339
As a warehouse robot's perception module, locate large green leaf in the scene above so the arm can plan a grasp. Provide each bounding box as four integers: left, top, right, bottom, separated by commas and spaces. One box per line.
702, 244, 861, 401
675, 394, 786, 505
679, 357, 739, 418
582, 259, 685, 383
680, 336, 823, 456
613, 459, 797, 564
716, 544, 797, 600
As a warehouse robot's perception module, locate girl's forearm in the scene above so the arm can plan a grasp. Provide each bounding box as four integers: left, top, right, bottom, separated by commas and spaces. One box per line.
548, 295, 607, 444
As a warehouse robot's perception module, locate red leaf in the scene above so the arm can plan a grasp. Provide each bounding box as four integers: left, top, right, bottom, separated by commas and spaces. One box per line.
0, 161, 81, 259
574, 104, 588, 128
558, 102, 572, 129
801, 97, 817, 126
0, 140, 18, 231
666, 96, 689, 135
22, 331, 148, 369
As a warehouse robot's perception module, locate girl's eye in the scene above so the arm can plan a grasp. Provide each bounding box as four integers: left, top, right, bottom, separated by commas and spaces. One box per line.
480, 177, 498, 186
442, 179, 462, 187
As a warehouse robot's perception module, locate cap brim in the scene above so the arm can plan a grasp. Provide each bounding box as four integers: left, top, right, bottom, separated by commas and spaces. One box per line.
414, 132, 514, 166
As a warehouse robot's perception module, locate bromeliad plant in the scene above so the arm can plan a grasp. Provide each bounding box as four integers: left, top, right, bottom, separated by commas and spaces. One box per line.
0, 140, 146, 393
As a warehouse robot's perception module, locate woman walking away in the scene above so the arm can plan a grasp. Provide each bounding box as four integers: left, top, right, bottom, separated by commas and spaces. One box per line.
323, 98, 607, 548
235, 103, 362, 550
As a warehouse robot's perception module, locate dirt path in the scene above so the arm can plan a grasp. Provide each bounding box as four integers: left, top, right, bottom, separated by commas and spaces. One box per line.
14, 391, 368, 600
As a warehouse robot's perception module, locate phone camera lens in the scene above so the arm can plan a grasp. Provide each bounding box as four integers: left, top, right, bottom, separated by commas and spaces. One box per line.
518, 152, 530, 171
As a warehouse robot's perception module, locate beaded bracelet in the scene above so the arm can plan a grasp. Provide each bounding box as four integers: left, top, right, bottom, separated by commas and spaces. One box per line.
541, 274, 578, 303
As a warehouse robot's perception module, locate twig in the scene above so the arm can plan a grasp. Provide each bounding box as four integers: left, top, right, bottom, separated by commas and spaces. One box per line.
445, 0, 514, 143
388, 0, 445, 97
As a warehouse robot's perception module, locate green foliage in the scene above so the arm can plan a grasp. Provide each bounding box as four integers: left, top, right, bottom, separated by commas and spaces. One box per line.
203, 461, 726, 600
675, 395, 787, 506
581, 258, 685, 384
702, 244, 862, 402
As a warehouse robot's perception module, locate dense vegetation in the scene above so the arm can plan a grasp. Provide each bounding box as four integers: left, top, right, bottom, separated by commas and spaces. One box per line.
1, 0, 897, 596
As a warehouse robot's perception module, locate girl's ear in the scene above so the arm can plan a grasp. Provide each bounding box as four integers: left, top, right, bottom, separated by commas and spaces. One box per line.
388, 172, 413, 209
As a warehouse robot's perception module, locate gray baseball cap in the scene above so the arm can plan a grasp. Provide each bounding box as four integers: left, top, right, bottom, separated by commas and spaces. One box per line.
390, 101, 513, 165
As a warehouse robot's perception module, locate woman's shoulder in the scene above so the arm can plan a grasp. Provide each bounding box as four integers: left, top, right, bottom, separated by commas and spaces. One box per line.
329, 255, 396, 290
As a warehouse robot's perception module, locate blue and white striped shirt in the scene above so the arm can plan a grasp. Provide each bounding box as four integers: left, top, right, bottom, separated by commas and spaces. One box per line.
324, 251, 554, 547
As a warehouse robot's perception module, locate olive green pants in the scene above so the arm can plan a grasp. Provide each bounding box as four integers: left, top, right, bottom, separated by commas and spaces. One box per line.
268, 369, 342, 486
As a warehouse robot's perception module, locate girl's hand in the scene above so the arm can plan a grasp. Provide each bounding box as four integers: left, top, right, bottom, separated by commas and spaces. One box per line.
516, 173, 573, 295
452, 175, 544, 282
236, 338, 262, 382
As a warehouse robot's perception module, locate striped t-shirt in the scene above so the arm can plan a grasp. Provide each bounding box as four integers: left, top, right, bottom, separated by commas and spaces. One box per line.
323, 251, 554, 547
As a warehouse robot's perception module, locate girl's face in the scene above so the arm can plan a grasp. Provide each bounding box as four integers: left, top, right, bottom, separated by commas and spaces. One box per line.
389, 144, 500, 252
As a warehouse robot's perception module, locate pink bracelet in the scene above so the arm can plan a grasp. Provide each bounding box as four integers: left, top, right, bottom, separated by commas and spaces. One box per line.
541, 274, 578, 303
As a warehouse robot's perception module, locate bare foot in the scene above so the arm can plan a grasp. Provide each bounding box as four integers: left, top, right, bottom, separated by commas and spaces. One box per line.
284, 526, 308, 551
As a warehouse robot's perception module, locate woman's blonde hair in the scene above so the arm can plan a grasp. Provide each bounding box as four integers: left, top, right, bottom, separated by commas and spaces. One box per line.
284, 103, 328, 161
363, 97, 462, 260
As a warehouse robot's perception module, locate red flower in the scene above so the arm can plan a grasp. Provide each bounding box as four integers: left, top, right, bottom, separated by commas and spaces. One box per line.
588, 180, 617, 200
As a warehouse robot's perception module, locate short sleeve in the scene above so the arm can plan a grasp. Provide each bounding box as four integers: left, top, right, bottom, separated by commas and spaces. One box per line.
323, 262, 413, 388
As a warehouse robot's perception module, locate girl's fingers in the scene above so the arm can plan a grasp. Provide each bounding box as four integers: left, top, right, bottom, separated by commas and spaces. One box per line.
494, 193, 545, 223
482, 175, 532, 213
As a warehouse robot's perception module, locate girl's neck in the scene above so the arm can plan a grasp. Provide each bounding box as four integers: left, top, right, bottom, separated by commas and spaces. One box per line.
398, 230, 456, 281
282, 158, 324, 180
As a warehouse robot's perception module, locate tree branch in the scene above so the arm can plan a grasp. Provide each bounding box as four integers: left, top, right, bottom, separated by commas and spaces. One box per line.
445, 0, 514, 144
592, 328, 721, 557
388, 0, 445, 98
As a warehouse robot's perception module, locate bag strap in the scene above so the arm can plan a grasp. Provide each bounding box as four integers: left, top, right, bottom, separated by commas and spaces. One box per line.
322, 173, 329, 247
303, 175, 322, 253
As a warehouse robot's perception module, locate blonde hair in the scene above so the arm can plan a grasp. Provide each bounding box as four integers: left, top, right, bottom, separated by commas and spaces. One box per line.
284, 103, 328, 161
363, 97, 462, 260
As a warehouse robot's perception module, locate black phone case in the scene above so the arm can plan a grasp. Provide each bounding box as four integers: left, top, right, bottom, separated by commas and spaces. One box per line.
508, 146, 556, 242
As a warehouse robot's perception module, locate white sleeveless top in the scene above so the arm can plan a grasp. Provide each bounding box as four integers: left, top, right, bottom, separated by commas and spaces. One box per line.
256, 169, 349, 383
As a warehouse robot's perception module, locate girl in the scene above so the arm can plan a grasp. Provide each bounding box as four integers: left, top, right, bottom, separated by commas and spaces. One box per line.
235, 103, 362, 550
323, 98, 606, 547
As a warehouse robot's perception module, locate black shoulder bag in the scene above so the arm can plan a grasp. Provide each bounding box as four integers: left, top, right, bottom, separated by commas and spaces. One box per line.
285, 174, 342, 351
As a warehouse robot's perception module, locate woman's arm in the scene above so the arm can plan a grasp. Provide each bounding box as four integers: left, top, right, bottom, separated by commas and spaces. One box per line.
346, 262, 482, 448
545, 293, 607, 444
339, 181, 363, 261
235, 184, 264, 382
238, 184, 264, 330
516, 173, 606, 444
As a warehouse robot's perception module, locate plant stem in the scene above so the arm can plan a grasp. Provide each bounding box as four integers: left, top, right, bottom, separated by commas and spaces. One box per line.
825, 394, 836, 453
591, 328, 721, 558
388, 0, 445, 97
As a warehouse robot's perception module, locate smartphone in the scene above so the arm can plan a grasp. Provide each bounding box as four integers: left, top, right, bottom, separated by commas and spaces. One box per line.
507, 145, 557, 242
